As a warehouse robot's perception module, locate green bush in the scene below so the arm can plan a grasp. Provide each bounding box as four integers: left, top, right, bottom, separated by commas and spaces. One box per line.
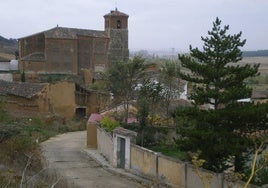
30, 116, 46, 128
100, 116, 120, 132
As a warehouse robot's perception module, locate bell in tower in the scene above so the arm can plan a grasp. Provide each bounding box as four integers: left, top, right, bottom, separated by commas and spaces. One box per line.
104, 8, 129, 65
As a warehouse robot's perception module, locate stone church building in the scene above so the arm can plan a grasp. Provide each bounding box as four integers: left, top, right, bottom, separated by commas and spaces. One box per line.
3, 9, 129, 119
18, 8, 129, 83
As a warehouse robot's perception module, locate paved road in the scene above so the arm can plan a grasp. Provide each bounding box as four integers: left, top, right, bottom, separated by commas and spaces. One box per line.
42, 131, 145, 188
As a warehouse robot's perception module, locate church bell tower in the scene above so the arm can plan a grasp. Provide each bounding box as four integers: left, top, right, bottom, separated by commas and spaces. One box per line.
104, 8, 129, 65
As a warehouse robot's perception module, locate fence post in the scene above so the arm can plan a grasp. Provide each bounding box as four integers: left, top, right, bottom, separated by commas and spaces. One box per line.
155, 152, 159, 188
220, 173, 224, 188
185, 163, 188, 188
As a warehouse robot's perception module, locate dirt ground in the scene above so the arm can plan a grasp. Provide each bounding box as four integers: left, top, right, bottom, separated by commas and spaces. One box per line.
42, 131, 146, 188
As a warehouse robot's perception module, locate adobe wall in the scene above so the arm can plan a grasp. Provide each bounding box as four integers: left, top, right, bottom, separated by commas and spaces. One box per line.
87, 122, 97, 148
4, 95, 41, 117
86, 91, 110, 116
47, 81, 76, 119
2, 82, 82, 119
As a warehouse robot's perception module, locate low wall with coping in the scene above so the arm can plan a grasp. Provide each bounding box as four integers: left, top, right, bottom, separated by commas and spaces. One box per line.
130, 144, 157, 178
92, 125, 261, 188
158, 154, 186, 187
97, 126, 113, 163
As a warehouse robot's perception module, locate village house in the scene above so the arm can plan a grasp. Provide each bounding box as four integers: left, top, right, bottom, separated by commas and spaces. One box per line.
0, 79, 73, 118
0, 78, 111, 119
0, 59, 18, 81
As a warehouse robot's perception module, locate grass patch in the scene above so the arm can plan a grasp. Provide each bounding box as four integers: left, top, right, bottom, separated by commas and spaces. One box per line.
149, 145, 186, 160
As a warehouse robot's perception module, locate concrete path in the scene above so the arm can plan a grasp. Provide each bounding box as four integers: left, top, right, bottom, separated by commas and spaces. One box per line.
42, 131, 146, 188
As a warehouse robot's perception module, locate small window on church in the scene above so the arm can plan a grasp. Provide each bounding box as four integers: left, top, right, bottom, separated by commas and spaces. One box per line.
117, 20, 121, 29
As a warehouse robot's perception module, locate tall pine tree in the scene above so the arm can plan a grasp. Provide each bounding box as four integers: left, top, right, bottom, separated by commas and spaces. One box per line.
174, 18, 267, 173
179, 17, 259, 109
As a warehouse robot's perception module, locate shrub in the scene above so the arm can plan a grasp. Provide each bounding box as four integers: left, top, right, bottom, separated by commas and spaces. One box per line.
100, 116, 120, 132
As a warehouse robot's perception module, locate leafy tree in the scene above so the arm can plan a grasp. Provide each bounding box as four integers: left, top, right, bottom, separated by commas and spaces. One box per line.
158, 60, 181, 115
136, 80, 163, 146
107, 56, 145, 122
136, 92, 149, 147
179, 17, 259, 109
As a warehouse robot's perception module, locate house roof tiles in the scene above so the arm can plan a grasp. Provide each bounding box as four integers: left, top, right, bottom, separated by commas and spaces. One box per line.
0, 80, 47, 99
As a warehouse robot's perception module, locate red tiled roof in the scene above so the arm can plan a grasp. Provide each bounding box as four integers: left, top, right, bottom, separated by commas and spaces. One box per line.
88, 113, 102, 123
127, 117, 138, 124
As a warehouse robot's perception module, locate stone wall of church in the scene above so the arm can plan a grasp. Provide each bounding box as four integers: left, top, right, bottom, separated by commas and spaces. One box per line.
107, 29, 129, 64
45, 38, 78, 74
19, 33, 45, 58
77, 36, 108, 75
92, 37, 109, 71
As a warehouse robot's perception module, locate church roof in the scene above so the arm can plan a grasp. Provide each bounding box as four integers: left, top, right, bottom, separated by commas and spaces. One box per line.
44, 27, 107, 39
104, 9, 129, 17
19, 27, 108, 40
0, 80, 47, 99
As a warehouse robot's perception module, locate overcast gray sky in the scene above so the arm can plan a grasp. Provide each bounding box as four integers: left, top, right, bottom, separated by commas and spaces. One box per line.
1, 0, 268, 52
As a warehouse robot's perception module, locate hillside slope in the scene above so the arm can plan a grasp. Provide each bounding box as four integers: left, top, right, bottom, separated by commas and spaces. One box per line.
0, 35, 18, 55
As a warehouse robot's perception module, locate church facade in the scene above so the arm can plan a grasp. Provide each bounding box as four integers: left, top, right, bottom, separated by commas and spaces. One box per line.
18, 9, 129, 83
6, 9, 129, 119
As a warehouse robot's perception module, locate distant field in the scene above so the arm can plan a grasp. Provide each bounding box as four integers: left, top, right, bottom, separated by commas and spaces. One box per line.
179, 56, 268, 91
239, 56, 268, 74
229, 57, 268, 90
0, 52, 15, 61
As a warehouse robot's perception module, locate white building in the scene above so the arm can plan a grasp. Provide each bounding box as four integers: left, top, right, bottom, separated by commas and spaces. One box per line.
0, 60, 18, 81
